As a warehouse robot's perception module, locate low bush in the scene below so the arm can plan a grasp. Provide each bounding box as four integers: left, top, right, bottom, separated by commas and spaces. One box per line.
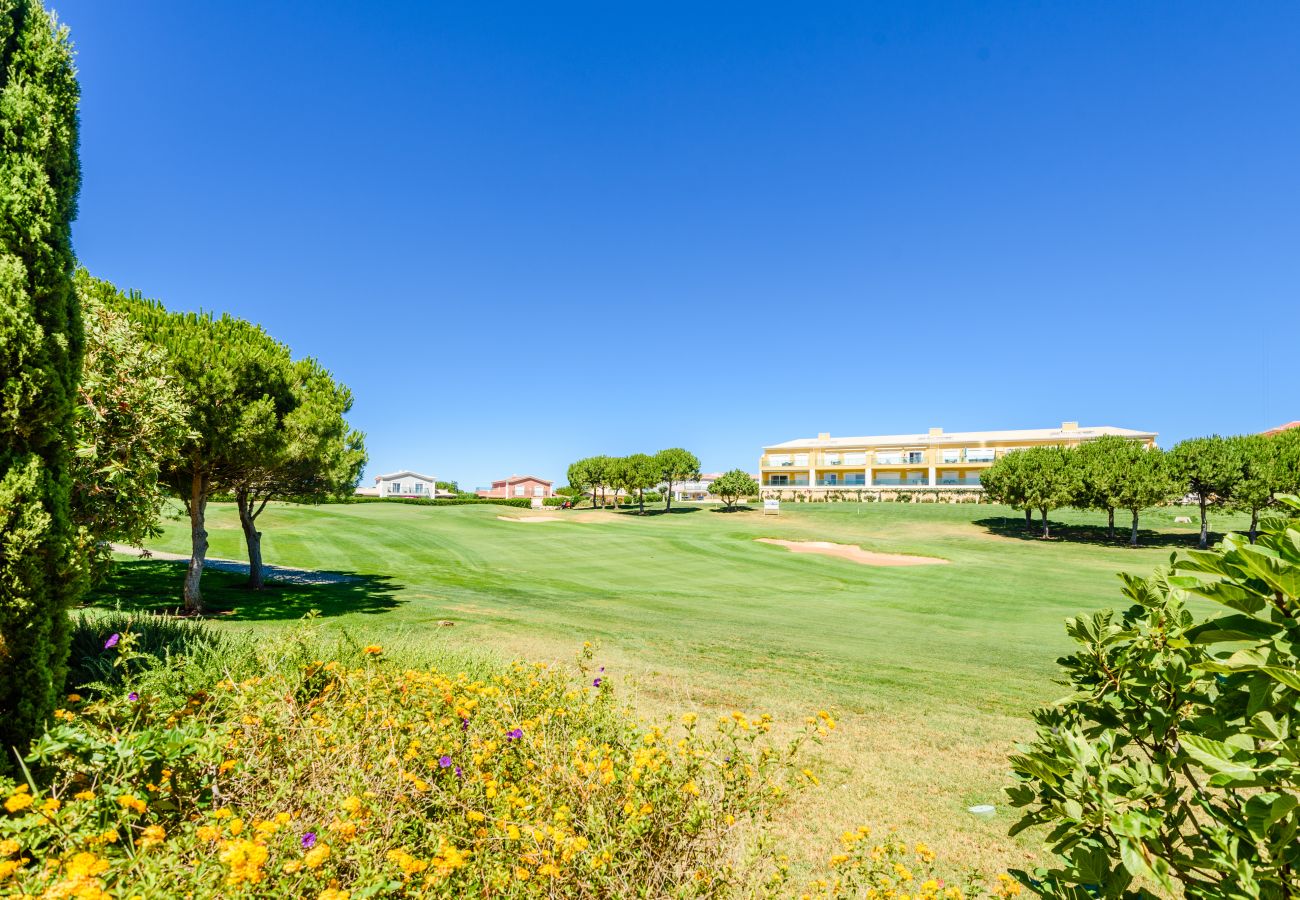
342, 496, 534, 509
2, 622, 1024, 898
1007, 496, 1300, 897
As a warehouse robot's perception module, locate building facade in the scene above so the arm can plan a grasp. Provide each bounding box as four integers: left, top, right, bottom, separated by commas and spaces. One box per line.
476, 474, 554, 499
759, 422, 1156, 497
358, 471, 440, 498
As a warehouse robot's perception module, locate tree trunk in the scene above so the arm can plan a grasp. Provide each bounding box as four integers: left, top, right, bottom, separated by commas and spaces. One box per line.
184, 472, 209, 613
1024, 507, 1033, 531
1107, 508, 1115, 540
1130, 509, 1140, 547
1041, 507, 1050, 539
638, 488, 645, 515
665, 479, 673, 511
1249, 509, 1259, 544
1199, 494, 1209, 549
236, 491, 265, 590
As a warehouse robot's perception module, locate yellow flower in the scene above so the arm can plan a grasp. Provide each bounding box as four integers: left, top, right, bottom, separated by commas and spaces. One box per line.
74, 790, 95, 802
64, 851, 110, 878
304, 842, 331, 869
66, 693, 82, 703
220, 838, 269, 886
363, 645, 383, 655
341, 795, 363, 814
682, 780, 700, 796
137, 824, 165, 848
0, 859, 22, 880
319, 889, 350, 900
466, 810, 486, 823
4, 792, 33, 813
196, 825, 220, 842
0, 839, 18, 857
116, 794, 147, 814
681, 712, 697, 725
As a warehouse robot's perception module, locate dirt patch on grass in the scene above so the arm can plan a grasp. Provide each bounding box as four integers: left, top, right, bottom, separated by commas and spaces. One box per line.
497, 516, 563, 524
755, 538, 947, 566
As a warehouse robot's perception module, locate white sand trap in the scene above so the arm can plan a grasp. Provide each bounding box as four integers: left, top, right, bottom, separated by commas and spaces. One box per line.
755, 538, 947, 567
498, 515, 563, 523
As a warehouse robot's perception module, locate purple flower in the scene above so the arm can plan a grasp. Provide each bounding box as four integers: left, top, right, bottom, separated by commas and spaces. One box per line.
104, 633, 120, 649
128, 692, 138, 702
506, 728, 523, 740
592, 678, 602, 688
599, 666, 605, 672
454, 766, 463, 777
301, 832, 317, 850
460, 718, 470, 732
439, 755, 453, 768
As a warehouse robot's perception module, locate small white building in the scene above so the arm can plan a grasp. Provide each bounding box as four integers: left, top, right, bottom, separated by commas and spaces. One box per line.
359, 471, 440, 499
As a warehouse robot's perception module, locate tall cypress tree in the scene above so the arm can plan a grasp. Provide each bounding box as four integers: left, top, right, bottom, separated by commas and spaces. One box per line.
0, 0, 84, 758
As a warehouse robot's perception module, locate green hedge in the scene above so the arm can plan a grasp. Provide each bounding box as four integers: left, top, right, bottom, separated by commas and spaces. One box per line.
343, 495, 534, 509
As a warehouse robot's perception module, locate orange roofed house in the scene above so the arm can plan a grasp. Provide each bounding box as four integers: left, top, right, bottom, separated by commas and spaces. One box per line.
475, 474, 554, 500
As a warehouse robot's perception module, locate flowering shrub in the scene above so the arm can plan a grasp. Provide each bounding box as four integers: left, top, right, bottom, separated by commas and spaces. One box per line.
784, 829, 1024, 900
2, 636, 828, 897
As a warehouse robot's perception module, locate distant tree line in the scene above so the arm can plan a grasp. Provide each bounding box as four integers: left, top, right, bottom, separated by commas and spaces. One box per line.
566, 449, 702, 513
980, 432, 1300, 546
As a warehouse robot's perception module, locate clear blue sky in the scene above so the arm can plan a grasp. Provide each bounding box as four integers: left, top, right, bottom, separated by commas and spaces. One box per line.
58, 1, 1299, 488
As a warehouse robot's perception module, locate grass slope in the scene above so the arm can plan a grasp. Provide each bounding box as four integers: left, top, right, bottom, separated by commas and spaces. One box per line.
87, 500, 1244, 875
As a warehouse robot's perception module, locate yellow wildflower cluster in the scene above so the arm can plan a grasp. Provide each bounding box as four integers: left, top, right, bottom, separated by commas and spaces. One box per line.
0, 642, 822, 897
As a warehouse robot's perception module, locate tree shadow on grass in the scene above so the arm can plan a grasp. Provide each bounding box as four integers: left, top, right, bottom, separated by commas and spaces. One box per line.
81, 559, 404, 621
612, 506, 703, 516
974, 515, 1206, 549
709, 505, 754, 513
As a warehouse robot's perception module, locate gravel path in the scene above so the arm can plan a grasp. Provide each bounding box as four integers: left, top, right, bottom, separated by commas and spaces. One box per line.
110, 544, 359, 586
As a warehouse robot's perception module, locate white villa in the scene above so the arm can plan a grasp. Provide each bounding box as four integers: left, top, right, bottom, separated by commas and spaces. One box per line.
356, 471, 444, 499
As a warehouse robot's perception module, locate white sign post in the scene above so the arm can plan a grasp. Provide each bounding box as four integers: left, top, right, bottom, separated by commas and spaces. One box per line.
763, 498, 780, 516
531, 496, 544, 510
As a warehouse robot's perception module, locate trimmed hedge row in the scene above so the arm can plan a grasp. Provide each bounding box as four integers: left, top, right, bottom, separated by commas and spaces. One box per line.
342, 495, 534, 509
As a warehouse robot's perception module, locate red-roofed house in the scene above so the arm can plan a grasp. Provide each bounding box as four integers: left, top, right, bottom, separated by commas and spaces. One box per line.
1261, 421, 1300, 437
476, 474, 554, 499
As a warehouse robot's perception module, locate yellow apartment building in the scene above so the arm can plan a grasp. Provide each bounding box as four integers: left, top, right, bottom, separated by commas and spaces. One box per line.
758, 422, 1157, 495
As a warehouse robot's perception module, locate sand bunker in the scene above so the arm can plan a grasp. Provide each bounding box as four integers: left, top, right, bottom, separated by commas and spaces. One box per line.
755, 538, 947, 567
497, 515, 563, 523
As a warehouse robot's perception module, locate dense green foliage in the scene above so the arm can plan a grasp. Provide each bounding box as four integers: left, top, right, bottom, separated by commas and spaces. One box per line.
655, 448, 702, 511
1008, 496, 1300, 898
70, 272, 189, 580
711, 469, 759, 510
982, 433, 1300, 547
230, 357, 365, 589
111, 297, 299, 611
0, 0, 83, 760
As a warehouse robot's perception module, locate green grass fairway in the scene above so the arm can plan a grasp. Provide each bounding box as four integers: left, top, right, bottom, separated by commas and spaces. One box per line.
87, 500, 1244, 874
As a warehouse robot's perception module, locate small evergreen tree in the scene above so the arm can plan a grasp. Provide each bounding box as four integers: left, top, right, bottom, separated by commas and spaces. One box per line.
230, 358, 365, 589
655, 448, 701, 512
1110, 445, 1179, 547
711, 469, 758, 510
979, 450, 1035, 531
1072, 435, 1129, 539
1020, 445, 1078, 538
1170, 435, 1246, 549
1230, 433, 1280, 542
70, 272, 189, 580
0, 0, 84, 759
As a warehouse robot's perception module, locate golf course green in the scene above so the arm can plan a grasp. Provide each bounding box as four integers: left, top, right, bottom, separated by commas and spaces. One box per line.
88, 499, 1245, 873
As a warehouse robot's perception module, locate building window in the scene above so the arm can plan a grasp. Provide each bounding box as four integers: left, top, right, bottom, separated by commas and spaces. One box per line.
843, 451, 866, 465
793, 453, 809, 467
843, 473, 865, 486
824, 452, 841, 466
904, 451, 925, 464
876, 451, 904, 465
822, 473, 839, 485
967, 448, 995, 463
514, 485, 525, 497
533, 486, 543, 497
768, 454, 791, 467
940, 470, 958, 485
391, 482, 403, 494
873, 472, 901, 485
769, 474, 789, 486
941, 449, 961, 464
